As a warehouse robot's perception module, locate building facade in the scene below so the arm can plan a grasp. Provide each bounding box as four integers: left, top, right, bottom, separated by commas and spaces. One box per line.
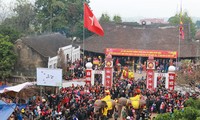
14, 33, 81, 76
48, 45, 80, 68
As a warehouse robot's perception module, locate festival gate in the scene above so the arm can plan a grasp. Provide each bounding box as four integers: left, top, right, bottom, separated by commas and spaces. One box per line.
153, 73, 169, 89
146, 57, 176, 90
153, 68, 175, 90
85, 62, 105, 85
85, 54, 113, 87
104, 48, 177, 90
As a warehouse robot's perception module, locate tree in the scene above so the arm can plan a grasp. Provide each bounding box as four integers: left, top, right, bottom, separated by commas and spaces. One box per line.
113, 15, 122, 23
168, 12, 196, 40
155, 98, 200, 120
1, 0, 35, 35
0, 34, 16, 81
35, 0, 67, 33
176, 59, 200, 90
99, 13, 111, 23
35, 0, 91, 39
14, 0, 35, 34
0, 25, 21, 43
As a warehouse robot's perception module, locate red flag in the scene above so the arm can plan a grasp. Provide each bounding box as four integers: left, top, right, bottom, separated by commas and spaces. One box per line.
84, 3, 104, 36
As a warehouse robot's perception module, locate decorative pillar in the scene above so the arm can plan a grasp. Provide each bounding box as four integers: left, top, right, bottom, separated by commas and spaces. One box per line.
85, 62, 93, 85
146, 56, 155, 90
104, 54, 113, 88
167, 66, 176, 90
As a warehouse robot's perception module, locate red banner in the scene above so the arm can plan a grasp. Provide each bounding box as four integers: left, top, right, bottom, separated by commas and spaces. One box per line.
85, 70, 92, 85
168, 73, 175, 90
147, 70, 154, 90
104, 67, 112, 87
105, 48, 177, 58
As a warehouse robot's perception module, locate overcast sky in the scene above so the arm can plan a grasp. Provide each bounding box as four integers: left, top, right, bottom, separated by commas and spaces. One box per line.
89, 0, 200, 20
1, 0, 200, 21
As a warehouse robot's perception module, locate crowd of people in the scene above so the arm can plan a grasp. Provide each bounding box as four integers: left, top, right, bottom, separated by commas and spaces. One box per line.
2, 77, 195, 120
67, 56, 176, 80
0, 56, 199, 120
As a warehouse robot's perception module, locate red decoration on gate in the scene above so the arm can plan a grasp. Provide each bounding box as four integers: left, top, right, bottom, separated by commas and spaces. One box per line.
146, 70, 154, 90
85, 70, 92, 85
168, 73, 175, 90
105, 67, 112, 87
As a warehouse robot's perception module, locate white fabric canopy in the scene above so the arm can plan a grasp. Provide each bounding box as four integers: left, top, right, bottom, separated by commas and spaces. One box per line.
0, 82, 35, 93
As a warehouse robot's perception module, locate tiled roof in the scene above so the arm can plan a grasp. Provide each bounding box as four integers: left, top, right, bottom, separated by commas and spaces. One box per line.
82, 23, 198, 58
21, 33, 72, 57
195, 30, 200, 40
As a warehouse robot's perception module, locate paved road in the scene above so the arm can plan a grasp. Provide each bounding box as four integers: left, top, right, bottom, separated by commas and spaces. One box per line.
134, 72, 146, 80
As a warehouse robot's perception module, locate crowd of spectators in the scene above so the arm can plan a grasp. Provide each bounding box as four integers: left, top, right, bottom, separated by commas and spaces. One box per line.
1, 76, 196, 120
1, 56, 199, 120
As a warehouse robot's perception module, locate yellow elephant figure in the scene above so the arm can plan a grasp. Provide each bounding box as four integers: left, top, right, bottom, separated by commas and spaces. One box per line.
116, 95, 147, 117
129, 94, 140, 109
101, 95, 112, 110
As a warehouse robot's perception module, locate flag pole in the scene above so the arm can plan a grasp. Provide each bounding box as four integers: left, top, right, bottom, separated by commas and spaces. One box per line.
83, 25, 85, 65
83, 2, 85, 66
177, 0, 182, 70
178, 30, 181, 69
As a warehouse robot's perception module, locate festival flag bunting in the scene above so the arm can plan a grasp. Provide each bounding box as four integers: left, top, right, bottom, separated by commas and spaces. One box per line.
84, 3, 104, 36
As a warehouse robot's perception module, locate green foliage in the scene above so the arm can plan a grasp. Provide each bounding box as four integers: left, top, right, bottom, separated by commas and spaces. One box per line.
171, 109, 183, 120
155, 98, 200, 120
154, 112, 171, 120
1, 0, 35, 35
35, 0, 91, 39
1, 0, 93, 39
0, 34, 17, 79
113, 15, 122, 23
168, 12, 196, 40
168, 14, 180, 26
99, 13, 111, 23
182, 107, 198, 120
185, 98, 200, 110
196, 117, 200, 120
35, 0, 67, 33
73, 21, 93, 39
0, 25, 21, 43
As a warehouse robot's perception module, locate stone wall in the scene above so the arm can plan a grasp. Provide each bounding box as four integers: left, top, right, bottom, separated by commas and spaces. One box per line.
14, 39, 48, 77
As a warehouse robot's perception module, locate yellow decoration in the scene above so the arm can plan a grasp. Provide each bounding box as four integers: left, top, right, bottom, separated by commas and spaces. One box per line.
129, 94, 141, 109
101, 95, 112, 110
128, 71, 134, 79
93, 59, 99, 64
102, 107, 108, 116
122, 70, 128, 78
